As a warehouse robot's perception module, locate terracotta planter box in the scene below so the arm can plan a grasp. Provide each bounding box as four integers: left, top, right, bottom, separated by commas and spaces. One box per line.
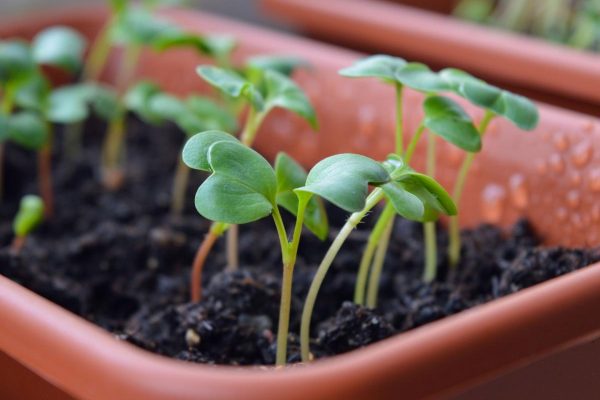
1, 5, 600, 400
261, 0, 600, 116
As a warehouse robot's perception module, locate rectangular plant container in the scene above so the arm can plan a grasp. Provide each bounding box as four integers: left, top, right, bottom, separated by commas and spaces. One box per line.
261, 0, 600, 116
1, 5, 599, 400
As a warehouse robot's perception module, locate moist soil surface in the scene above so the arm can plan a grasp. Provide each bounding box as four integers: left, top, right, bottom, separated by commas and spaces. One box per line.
1, 118, 599, 365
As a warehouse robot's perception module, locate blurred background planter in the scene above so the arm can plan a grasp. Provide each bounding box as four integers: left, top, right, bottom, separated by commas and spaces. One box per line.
261, 0, 600, 116
1, 5, 600, 400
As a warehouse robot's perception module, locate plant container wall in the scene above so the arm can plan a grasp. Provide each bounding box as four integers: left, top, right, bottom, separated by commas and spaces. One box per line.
261, 0, 600, 116
1, 5, 600, 400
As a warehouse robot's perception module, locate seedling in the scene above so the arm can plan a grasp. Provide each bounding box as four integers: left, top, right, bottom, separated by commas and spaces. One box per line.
298, 152, 456, 362
125, 81, 237, 214
338, 55, 479, 298
182, 130, 327, 365
11, 195, 44, 254
436, 68, 538, 266
0, 27, 86, 214
80, 0, 238, 189
187, 64, 317, 299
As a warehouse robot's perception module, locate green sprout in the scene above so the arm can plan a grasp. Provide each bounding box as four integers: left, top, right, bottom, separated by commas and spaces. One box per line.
182, 130, 327, 365
79, 0, 237, 189
298, 152, 456, 362
437, 68, 538, 266
0, 27, 86, 215
11, 194, 44, 254
124, 81, 237, 214
186, 63, 317, 301
338, 55, 477, 296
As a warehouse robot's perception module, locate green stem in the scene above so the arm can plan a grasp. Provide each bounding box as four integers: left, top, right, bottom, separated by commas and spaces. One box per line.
0, 85, 15, 202
225, 225, 239, 271
448, 111, 494, 267
170, 155, 191, 215
83, 18, 114, 82
240, 107, 266, 146
404, 123, 425, 165
273, 196, 309, 366
354, 201, 396, 305
423, 131, 437, 282
101, 114, 126, 189
301, 188, 385, 362
395, 83, 403, 156
116, 44, 141, 91
365, 214, 394, 308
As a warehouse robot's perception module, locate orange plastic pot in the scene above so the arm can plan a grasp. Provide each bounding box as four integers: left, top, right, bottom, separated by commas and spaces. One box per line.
261, 0, 600, 116
1, 5, 600, 400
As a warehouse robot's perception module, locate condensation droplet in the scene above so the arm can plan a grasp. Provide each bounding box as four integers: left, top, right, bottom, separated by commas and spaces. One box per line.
535, 160, 548, 174
556, 207, 568, 221
569, 172, 582, 186
481, 184, 506, 224
566, 190, 581, 209
358, 105, 377, 137
589, 168, 600, 192
549, 154, 565, 173
508, 174, 528, 210
552, 132, 569, 151
571, 213, 583, 228
571, 141, 593, 167
592, 204, 600, 222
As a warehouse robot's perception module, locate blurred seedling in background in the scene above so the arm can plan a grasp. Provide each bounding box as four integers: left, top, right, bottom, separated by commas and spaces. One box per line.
186, 62, 318, 301
80, 0, 237, 189
11, 195, 44, 254
0, 26, 87, 216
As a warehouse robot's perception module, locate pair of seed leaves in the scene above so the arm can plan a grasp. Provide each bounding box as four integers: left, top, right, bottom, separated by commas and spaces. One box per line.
13, 195, 44, 238
125, 55, 309, 136
109, 0, 236, 62
0, 26, 87, 150
197, 57, 318, 129
183, 131, 455, 240
340, 55, 539, 153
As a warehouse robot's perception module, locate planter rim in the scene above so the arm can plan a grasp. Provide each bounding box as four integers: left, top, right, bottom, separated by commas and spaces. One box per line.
261, 0, 600, 108
1, 5, 600, 400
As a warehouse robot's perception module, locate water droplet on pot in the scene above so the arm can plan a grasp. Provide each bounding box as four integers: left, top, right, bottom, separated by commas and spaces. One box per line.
589, 168, 600, 192
571, 213, 583, 228
556, 207, 568, 221
553, 132, 569, 151
535, 160, 548, 174
569, 172, 582, 186
508, 174, 528, 210
549, 154, 565, 173
566, 190, 581, 209
571, 141, 593, 167
481, 184, 506, 224
358, 105, 377, 137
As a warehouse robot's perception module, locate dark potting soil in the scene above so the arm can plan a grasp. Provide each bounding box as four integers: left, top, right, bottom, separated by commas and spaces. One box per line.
1, 117, 599, 366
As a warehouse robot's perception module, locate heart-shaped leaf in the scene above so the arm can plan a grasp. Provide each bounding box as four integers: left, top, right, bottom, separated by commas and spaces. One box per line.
395, 63, 451, 92
246, 55, 308, 77
195, 141, 277, 224
110, 7, 180, 46
182, 130, 239, 171
275, 152, 328, 240
175, 96, 237, 136
154, 32, 236, 60
397, 172, 457, 216
13, 195, 44, 237
15, 72, 50, 112
264, 70, 318, 129
197, 65, 264, 110
440, 68, 538, 130
296, 154, 390, 212
7, 111, 48, 150
32, 26, 87, 73
47, 84, 90, 123
0, 40, 35, 84
339, 54, 407, 83
381, 181, 425, 221
423, 96, 481, 152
